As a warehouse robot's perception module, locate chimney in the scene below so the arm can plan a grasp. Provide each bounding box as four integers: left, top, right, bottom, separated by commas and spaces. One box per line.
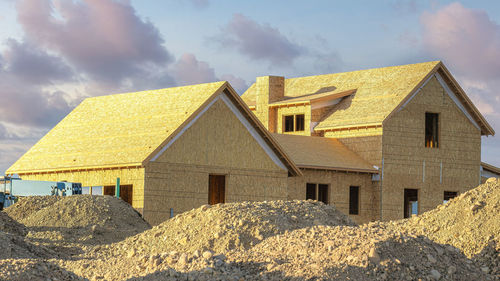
255, 76, 284, 130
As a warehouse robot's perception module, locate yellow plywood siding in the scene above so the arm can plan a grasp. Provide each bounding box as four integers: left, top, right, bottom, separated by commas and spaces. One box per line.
380, 76, 481, 220
242, 61, 440, 130
153, 99, 285, 172
7, 82, 226, 174
143, 98, 289, 224
272, 133, 376, 173
19, 167, 145, 209
287, 169, 376, 224
276, 105, 311, 135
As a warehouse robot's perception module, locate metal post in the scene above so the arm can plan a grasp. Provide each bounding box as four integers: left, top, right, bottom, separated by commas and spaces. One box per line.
115, 177, 120, 198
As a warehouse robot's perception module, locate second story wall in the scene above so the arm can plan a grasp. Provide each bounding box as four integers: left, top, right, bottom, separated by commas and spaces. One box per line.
380, 75, 482, 220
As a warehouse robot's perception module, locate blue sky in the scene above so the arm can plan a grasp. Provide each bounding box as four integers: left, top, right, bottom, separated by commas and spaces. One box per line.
0, 0, 499, 173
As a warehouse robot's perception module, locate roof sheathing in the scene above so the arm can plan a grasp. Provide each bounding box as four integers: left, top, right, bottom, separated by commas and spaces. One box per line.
242, 61, 494, 136
272, 133, 377, 173
7, 82, 227, 174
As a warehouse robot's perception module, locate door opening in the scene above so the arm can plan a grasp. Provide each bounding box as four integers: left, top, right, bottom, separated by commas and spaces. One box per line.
209, 175, 225, 205
103, 184, 133, 205
404, 189, 418, 218
103, 186, 115, 196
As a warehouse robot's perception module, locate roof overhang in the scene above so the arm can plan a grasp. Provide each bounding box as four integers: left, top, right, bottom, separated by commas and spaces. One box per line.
298, 164, 378, 174
8, 163, 143, 176
481, 162, 500, 175
268, 89, 356, 108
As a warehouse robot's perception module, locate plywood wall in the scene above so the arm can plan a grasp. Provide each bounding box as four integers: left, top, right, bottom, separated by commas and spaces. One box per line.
381, 76, 481, 220
333, 135, 383, 167
18, 167, 145, 210
287, 169, 376, 224
143, 98, 289, 225
275, 104, 311, 136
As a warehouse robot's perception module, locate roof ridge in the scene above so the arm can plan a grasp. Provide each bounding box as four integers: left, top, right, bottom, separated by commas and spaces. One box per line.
85, 81, 227, 100
284, 61, 441, 81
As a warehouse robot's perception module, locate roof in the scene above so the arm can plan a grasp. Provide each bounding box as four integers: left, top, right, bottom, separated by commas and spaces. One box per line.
271, 133, 378, 173
242, 61, 494, 135
482, 162, 500, 175
7, 82, 301, 176
269, 89, 356, 108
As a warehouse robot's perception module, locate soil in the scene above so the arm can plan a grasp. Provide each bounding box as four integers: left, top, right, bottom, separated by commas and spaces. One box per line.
0, 179, 498, 280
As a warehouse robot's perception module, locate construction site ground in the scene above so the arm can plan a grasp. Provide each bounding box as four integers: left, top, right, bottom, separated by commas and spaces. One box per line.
0, 178, 498, 281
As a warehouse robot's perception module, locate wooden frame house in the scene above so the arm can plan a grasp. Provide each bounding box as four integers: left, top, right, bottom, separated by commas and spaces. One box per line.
242, 61, 495, 222
6, 82, 300, 225
6, 61, 497, 224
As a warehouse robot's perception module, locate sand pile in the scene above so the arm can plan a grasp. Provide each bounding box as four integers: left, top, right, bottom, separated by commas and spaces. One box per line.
0, 211, 26, 236
4, 196, 61, 221
7, 195, 150, 245
102, 200, 354, 258
0, 259, 85, 281
229, 224, 490, 280
389, 177, 500, 276
1, 181, 498, 280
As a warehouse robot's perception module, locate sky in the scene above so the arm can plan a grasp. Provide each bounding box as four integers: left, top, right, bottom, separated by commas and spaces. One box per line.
0, 0, 499, 174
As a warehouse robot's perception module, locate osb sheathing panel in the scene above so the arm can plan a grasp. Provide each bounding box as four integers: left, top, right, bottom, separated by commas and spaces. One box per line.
287, 169, 376, 224
271, 133, 376, 172
242, 61, 440, 130
18, 168, 145, 209
276, 105, 311, 135
380, 76, 481, 221
142, 99, 288, 225
324, 127, 383, 138
333, 135, 383, 167
311, 105, 337, 123
7, 82, 226, 174
144, 163, 287, 225
153, 99, 285, 172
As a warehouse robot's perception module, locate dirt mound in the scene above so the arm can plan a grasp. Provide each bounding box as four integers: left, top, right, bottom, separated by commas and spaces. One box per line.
13, 195, 150, 244
389, 178, 500, 276
0, 259, 85, 281
0, 211, 26, 236
229, 224, 490, 280
4, 196, 62, 221
0, 230, 52, 260
102, 200, 354, 258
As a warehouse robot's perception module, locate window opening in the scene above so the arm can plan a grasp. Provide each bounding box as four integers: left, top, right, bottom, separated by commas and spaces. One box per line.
349, 186, 359, 215
425, 113, 439, 148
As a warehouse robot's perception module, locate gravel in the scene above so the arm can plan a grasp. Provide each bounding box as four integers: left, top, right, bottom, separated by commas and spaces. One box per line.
0, 179, 498, 280
100, 200, 355, 259
8, 195, 150, 245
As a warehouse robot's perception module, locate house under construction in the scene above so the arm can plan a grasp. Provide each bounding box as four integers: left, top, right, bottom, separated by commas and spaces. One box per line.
6, 61, 498, 224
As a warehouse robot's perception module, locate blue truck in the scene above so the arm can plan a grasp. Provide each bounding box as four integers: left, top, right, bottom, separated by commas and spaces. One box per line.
0, 176, 82, 210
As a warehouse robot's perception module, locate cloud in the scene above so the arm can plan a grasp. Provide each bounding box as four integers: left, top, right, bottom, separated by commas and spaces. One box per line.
0, 77, 73, 127
219, 74, 248, 94
2, 39, 73, 85
213, 13, 303, 66
421, 3, 500, 80
0, 142, 36, 174
173, 53, 217, 86
0, 123, 8, 139
420, 2, 500, 166
16, 0, 173, 83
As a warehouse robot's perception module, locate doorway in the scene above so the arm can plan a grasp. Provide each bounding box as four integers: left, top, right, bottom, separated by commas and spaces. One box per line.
209, 175, 225, 205
103, 185, 133, 205
404, 189, 418, 218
